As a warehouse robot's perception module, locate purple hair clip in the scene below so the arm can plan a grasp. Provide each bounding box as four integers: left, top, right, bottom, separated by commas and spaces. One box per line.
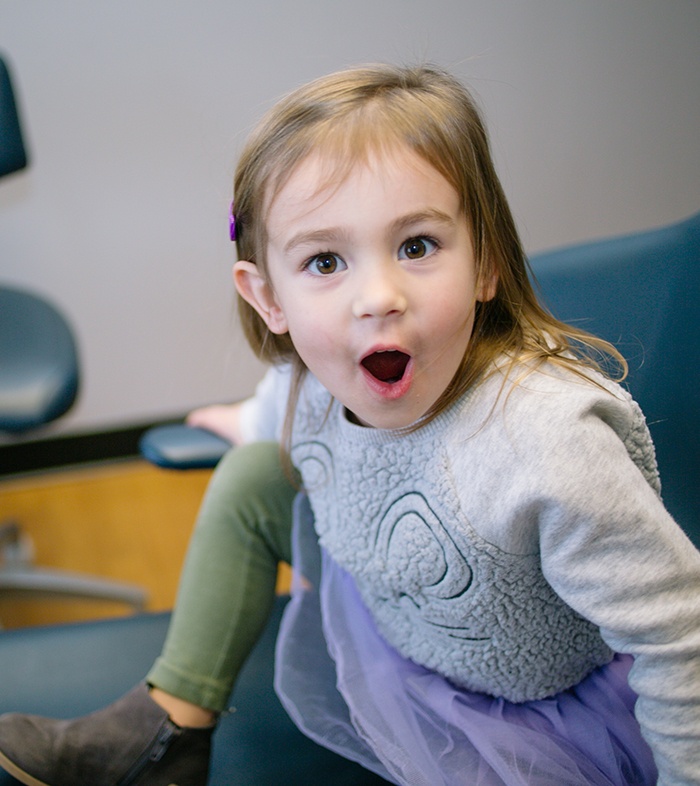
229, 201, 238, 242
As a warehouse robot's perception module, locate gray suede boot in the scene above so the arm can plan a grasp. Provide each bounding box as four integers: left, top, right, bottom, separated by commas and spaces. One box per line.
0, 684, 213, 786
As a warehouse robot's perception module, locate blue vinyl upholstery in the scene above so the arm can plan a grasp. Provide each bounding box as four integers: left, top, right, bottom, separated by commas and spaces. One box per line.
0, 287, 79, 433
0, 55, 27, 178
531, 213, 700, 547
0, 597, 389, 785
140, 424, 231, 470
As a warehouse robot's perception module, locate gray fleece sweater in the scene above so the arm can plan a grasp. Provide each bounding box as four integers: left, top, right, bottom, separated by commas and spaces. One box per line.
241, 362, 700, 785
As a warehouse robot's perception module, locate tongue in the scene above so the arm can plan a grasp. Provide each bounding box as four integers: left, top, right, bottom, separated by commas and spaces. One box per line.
362, 351, 410, 383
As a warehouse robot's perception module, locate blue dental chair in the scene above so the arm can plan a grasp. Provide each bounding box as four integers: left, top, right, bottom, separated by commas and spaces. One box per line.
0, 53, 147, 612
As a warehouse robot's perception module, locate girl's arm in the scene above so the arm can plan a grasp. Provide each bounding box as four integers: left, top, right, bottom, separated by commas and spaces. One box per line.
533, 403, 700, 785
451, 370, 700, 784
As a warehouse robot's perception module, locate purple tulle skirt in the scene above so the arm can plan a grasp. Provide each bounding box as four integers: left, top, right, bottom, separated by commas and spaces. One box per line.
275, 499, 658, 785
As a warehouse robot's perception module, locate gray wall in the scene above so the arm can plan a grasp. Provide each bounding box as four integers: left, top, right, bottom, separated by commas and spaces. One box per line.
1, 1, 698, 437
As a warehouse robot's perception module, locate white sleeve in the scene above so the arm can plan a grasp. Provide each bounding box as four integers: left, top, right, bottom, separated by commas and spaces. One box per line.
237, 364, 292, 444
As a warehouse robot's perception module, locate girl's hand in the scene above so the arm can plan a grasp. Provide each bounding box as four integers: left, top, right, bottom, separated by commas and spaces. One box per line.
186, 402, 244, 445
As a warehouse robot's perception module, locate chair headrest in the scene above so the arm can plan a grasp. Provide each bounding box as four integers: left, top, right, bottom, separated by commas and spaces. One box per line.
0, 54, 29, 178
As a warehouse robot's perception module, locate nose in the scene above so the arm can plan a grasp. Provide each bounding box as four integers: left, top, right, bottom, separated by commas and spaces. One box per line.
351, 264, 408, 319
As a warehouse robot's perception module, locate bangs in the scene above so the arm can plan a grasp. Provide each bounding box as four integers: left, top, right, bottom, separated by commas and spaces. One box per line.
263, 92, 467, 225
235, 64, 488, 275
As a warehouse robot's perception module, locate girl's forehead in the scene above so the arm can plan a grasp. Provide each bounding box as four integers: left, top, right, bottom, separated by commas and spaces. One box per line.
264, 148, 465, 253
266, 144, 454, 220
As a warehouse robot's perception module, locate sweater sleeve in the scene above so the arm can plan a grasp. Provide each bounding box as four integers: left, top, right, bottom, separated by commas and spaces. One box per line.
237, 364, 292, 444
530, 391, 700, 786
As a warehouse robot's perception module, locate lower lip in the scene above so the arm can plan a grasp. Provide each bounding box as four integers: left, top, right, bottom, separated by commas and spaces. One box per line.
360, 358, 415, 400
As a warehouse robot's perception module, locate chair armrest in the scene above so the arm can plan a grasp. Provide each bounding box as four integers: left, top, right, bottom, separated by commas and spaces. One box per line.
139, 424, 231, 470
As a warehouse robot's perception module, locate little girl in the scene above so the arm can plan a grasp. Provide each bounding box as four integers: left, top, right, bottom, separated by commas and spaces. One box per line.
1, 64, 699, 786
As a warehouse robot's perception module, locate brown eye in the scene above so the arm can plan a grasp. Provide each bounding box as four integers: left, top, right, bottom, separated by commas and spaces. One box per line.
400, 237, 437, 260
307, 253, 345, 275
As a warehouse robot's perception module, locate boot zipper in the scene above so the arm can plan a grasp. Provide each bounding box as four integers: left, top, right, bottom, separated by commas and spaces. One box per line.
116, 722, 179, 785
149, 724, 178, 762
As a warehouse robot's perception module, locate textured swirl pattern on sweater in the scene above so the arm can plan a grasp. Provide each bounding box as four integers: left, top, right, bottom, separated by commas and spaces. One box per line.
287, 369, 661, 702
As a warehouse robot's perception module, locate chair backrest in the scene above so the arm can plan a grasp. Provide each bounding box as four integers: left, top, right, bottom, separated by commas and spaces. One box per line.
1, 56, 78, 434
0, 286, 79, 433
0, 54, 28, 178
530, 213, 700, 548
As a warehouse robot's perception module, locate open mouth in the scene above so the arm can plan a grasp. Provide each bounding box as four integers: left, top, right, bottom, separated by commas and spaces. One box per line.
361, 350, 411, 384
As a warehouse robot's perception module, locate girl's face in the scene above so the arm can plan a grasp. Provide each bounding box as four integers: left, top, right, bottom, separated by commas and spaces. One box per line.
235, 147, 496, 430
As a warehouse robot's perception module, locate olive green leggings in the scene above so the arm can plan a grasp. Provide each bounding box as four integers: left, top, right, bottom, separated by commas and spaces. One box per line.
147, 442, 297, 712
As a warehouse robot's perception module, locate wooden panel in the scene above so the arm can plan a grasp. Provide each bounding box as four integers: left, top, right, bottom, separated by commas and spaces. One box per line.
0, 461, 213, 628
0, 462, 206, 628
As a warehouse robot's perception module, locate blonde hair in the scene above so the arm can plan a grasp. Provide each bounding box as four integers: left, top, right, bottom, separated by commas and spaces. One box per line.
233, 63, 626, 435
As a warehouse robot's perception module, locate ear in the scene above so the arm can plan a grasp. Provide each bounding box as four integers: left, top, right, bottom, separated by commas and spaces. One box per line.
476, 267, 499, 303
233, 260, 289, 334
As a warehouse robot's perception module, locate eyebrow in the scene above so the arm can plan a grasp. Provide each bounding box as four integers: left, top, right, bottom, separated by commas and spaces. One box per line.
390, 209, 456, 235
283, 227, 351, 255
282, 208, 457, 255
